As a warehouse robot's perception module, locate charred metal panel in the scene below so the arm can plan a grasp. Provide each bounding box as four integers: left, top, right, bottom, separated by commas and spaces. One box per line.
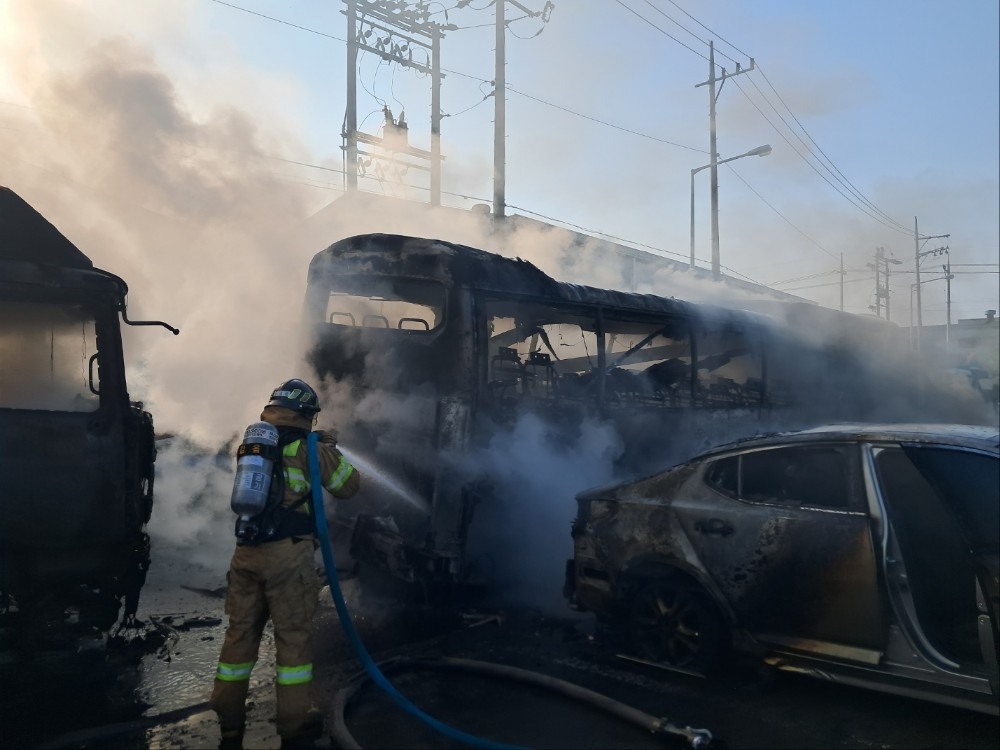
308, 233, 561, 299
0, 187, 157, 633
571, 465, 700, 613
308, 233, 714, 322
0, 186, 93, 268
573, 448, 887, 651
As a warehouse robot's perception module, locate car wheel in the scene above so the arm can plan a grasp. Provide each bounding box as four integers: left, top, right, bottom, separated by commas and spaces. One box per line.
629, 579, 727, 671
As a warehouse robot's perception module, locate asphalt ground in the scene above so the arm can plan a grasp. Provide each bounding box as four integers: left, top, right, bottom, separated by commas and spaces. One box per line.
6, 556, 1000, 750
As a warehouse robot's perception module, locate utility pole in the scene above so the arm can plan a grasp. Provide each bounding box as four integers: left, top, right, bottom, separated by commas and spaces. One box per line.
492, 1, 553, 220
430, 28, 442, 204
342, 0, 452, 204
867, 247, 901, 320
885, 251, 900, 321
493, 0, 506, 219
839, 253, 845, 312
943, 257, 955, 350
914, 218, 921, 331
913, 216, 950, 350
345, 0, 358, 191
695, 42, 754, 280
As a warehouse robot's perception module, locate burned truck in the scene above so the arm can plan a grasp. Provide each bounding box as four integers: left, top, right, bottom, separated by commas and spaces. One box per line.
0, 186, 177, 641
303, 233, 990, 594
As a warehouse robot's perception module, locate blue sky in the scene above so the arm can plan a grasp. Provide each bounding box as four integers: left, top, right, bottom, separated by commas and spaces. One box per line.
2, 0, 998, 326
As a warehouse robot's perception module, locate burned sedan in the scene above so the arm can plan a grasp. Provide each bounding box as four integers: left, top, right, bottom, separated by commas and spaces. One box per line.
566, 424, 999, 714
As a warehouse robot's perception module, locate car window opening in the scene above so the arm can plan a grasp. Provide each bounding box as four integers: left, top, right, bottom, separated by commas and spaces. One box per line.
739, 446, 851, 509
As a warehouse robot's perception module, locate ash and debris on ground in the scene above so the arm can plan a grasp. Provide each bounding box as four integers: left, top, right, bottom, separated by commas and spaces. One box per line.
5, 551, 999, 750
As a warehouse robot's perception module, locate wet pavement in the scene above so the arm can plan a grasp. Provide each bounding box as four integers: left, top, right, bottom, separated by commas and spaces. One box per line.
4, 545, 999, 750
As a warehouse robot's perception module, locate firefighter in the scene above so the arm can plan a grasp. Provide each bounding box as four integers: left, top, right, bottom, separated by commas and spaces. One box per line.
210, 379, 361, 750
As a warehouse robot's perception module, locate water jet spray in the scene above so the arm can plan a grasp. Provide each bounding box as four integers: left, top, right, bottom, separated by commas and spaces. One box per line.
339, 446, 430, 515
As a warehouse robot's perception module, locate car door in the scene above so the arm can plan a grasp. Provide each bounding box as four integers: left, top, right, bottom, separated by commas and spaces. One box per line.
674, 443, 887, 660
872, 443, 998, 678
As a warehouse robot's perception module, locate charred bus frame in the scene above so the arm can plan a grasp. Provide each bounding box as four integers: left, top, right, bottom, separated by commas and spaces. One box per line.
303, 233, 902, 589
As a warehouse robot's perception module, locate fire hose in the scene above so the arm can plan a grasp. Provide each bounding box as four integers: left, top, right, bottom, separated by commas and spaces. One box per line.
330, 656, 716, 749
307, 434, 715, 750
307, 433, 526, 750
37, 436, 715, 749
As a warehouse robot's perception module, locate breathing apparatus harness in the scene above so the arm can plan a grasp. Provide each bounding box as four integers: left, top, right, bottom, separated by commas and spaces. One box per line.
234, 425, 312, 545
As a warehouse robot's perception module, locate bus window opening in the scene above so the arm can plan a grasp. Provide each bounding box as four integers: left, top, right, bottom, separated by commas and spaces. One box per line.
325, 277, 444, 332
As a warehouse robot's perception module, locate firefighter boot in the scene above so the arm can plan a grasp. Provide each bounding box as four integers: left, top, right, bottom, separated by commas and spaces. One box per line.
218, 727, 244, 750
280, 736, 315, 750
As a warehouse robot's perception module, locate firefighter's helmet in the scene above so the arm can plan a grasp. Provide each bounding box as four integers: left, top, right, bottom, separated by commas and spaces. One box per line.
268, 379, 321, 415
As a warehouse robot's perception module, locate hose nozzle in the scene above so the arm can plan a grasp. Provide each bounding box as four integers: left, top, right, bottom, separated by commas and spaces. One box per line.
654, 718, 714, 749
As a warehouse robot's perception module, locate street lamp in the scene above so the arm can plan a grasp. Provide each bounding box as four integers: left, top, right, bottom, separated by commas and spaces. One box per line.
690, 144, 772, 273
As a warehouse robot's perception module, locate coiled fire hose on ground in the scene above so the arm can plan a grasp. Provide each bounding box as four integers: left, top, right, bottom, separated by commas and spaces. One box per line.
307, 434, 715, 750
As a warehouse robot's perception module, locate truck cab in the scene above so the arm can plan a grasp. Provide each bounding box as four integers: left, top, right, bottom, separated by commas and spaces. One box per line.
0, 186, 174, 640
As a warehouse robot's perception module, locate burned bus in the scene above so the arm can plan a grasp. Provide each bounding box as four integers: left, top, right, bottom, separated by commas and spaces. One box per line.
0, 186, 177, 642
303, 232, 981, 592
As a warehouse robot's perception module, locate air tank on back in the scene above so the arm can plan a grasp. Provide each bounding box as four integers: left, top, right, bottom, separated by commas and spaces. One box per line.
231, 421, 280, 524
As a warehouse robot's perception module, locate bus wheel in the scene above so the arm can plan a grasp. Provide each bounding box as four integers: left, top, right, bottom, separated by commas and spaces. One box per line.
628, 579, 727, 672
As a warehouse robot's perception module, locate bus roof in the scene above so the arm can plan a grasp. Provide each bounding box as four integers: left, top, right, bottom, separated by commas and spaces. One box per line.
310, 233, 766, 325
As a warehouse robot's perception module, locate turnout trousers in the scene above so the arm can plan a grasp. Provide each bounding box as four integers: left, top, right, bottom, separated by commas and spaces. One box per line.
210, 536, 320, 741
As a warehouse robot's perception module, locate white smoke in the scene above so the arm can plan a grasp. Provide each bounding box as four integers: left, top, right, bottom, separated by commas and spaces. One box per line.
461, 413, 624, 613
2, 0, 994, 602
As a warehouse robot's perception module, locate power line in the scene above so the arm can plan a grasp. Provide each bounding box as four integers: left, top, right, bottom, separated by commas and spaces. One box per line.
443, 87, 494, 118
621, 0, 913, 238
611, 0, 710, 61
724, 163, 838, 260
717, 264, 769, 286
729, 76, 911, 237
207, 0, 347, 42
781, 276, 870, 292
638, 0, 744, 69
658, 0, 751, 60
751, 64, 910, 233
504, 86, 705, 152
206, 0, 706, 153
508, 202, 689, 262
894, 269, 1000, 275
508, 202, 771, 285
617, 0, 914, 240
637, 0, 708, 49
769, 269, 842, 286
190, 0, 950, 265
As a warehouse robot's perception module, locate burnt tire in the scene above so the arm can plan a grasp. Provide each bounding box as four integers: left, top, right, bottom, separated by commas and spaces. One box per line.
628, 579, 728, 672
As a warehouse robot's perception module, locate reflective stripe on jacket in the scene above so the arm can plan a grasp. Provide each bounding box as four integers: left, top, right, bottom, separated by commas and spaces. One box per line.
281, 440, 356, 497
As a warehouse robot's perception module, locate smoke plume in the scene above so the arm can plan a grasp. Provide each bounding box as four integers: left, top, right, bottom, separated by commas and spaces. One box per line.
2, 1, 994, 608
